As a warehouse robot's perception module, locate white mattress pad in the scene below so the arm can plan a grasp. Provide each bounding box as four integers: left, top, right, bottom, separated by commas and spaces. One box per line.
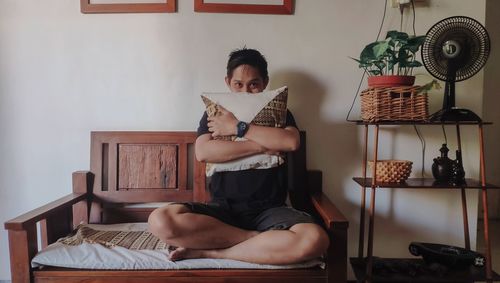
32, 223, 325, 270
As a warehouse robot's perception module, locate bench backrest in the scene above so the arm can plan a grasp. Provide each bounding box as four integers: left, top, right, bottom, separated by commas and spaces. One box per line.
85, 131, 314, 223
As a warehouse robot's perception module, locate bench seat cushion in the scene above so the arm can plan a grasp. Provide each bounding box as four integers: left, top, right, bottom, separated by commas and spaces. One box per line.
32, 223, 325, 270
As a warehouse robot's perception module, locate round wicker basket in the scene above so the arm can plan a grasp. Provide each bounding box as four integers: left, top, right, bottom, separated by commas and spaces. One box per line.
368, 160, 413, 183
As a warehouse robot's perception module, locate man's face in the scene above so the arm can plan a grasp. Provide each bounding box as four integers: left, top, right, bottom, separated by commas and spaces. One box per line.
225, 64, 268, 93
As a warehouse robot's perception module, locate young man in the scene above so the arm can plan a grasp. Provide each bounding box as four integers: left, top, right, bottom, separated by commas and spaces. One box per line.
148, 48, 328, 265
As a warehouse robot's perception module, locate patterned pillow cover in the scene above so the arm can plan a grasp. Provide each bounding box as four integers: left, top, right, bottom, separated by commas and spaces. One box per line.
201, 86, 288, 176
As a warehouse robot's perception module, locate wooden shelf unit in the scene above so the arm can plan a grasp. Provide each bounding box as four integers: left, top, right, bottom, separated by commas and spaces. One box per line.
352, 121, 497, 283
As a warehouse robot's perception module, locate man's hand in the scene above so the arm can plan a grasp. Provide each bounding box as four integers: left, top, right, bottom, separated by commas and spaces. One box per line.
208, 106, 238, 138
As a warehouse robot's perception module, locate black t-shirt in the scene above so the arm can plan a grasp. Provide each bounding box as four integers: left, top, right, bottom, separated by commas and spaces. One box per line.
197, 110, 298, 212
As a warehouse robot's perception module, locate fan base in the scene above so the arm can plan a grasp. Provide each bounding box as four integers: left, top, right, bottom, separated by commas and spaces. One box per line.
430, 108, 482, 122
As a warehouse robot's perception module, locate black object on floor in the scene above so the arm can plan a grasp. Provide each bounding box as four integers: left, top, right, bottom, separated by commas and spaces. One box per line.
409, 242, 485, 269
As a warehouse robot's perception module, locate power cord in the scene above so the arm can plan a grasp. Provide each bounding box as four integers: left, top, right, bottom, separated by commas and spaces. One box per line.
441, 124, 448, 144
409, 0, 426, 177
411, 0, 416, 36
413, 125, 426, 178
346, 0, 388, 122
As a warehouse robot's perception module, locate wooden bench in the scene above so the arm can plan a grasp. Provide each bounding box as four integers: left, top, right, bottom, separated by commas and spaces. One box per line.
4, 131, 348, 283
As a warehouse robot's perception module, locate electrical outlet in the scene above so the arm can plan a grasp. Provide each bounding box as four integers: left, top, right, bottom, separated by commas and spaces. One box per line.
390, 0, 425, 8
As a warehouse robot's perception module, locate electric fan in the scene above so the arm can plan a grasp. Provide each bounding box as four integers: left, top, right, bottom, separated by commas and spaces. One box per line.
421, 16, 490, 121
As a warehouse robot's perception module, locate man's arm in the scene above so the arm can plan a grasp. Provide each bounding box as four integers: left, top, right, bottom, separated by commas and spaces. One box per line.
195, 133, 265, 163
244, 125, 299, 152
207, 106, 300, 152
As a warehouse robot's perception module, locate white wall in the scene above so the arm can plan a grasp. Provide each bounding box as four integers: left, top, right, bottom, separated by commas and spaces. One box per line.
0, 0, 488, 280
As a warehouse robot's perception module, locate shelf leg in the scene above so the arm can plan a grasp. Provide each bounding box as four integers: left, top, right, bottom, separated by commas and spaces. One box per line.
479, 125, 493, 282
460, 188, 470, 249
366, 125, 379, 283
358, 125, 369, 259
456, 124, 471, 250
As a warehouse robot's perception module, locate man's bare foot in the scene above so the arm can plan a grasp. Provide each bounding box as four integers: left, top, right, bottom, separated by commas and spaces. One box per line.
167, 231, 259, 261
168, 247, 205, 261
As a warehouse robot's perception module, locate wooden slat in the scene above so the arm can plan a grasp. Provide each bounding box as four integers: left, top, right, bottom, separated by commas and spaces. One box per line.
8, 224, 37, 283
108, 142, 118, 191
91, 131, 197, 144
72, 171, 94, 228
34, 267, 326, 279
118, 144, 177, 189
40, 208, 72, 248
36, 276, 325, 283
178, 143, 188, 190
327, 225, 348, 283
90, 133, 103, 192
102, 207, 156, 224
94, 190, 193, 203
193, 154, 208, 203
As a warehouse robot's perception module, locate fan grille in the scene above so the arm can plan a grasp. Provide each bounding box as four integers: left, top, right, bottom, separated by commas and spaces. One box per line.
422, 16, 490, 82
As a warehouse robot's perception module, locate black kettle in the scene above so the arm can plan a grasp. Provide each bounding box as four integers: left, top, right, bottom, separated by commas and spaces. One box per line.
432, 144, 465, 184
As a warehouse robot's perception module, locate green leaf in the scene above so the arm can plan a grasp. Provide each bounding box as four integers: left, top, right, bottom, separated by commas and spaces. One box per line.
360, 42, 379, 62
395, 32, 409, 40
417, 79, 442, 94
386, 30, 409, 40
398, 48, 410, 63
386, 30, 399, 39
405, 36, 426, 53
349, 57, 362, 63
406, 61, 423, 68
372, 41, 390, 59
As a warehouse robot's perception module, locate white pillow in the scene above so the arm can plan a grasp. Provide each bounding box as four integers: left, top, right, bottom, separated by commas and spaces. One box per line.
201, 87, 288, 176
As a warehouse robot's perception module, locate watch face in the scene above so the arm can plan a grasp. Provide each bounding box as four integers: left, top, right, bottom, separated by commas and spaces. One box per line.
237, 121, 248, 137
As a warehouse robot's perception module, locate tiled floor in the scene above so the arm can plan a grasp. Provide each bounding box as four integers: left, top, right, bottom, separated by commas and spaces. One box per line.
477, 219, 500, 276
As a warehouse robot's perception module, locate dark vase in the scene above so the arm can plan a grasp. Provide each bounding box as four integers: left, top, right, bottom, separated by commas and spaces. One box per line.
451, 150, 466, 184
432, 144, 455, 183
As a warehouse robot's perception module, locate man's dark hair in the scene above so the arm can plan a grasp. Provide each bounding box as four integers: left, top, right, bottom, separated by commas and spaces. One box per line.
227, 48, 268, 80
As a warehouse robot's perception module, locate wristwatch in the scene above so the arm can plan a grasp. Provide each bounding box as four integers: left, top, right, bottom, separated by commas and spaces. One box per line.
236, 121, 249, 138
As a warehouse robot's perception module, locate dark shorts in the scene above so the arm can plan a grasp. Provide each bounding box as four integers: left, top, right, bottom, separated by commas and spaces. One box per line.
180, 202, 317, 232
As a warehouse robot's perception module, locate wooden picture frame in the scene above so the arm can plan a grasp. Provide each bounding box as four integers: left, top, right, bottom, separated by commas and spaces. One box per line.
80, 0, 176, 13
194, 0, 293, 14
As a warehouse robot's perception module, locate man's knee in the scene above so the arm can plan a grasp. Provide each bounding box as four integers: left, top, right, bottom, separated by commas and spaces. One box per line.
292, 224, 330, 260
148, 204, 189, 241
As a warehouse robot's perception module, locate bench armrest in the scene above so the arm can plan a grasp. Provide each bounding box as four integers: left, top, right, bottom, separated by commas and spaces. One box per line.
4, 195, 85, 283
4, 171, 93, 283
311, 192, 349, 231
4, 192, 87, 231
311, 192, 348, 283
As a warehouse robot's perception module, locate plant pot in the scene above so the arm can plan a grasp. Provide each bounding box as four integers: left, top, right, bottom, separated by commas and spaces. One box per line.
368, 75, 415, 88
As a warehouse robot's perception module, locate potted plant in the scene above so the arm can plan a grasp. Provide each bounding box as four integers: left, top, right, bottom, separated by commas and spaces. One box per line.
352, 30, 426, 87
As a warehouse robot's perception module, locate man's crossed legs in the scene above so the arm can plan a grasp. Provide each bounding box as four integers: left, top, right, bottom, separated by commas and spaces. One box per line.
148, 203, 329, 265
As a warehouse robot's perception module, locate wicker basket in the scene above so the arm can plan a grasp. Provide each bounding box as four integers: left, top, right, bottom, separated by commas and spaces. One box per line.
368, 160, 413, 183
361, 86, 429, 122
